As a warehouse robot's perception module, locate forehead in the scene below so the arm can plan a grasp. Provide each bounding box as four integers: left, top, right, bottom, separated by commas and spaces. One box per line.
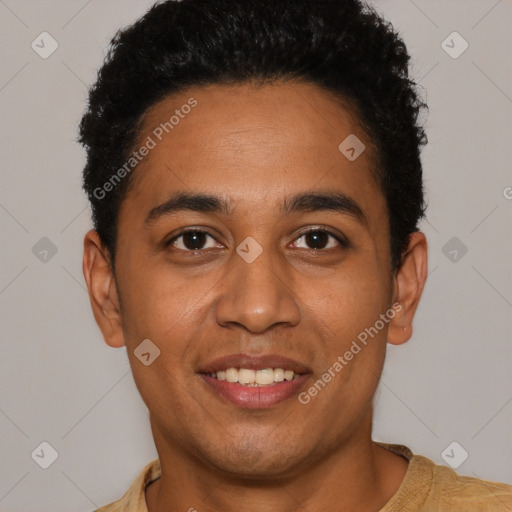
121, 81, 382, 219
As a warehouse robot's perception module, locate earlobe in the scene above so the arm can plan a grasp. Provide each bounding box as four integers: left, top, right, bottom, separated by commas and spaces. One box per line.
387, 231, 428, 346
82, 230, 125, 348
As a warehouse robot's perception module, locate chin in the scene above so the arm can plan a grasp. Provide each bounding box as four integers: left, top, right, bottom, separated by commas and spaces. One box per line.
197, 436, 307, 480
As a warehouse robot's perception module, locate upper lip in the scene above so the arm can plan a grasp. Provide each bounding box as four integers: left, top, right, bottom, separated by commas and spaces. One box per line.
198, 353, 312, 374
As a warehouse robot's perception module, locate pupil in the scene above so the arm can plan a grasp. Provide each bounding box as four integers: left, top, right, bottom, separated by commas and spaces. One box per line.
306, 230, 327, 249
181, 231, 328, 250
183, 231, 205, 250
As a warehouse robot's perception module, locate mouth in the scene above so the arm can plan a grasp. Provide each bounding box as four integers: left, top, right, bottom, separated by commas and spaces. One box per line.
198, 354, 311, 409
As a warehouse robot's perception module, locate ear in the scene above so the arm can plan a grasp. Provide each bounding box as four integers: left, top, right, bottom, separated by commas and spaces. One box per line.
82, 230, 125, 348
387, 231, 428, 346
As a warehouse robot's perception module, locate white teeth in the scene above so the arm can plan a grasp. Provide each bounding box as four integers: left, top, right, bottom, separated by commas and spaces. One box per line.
238, 369, 256, 384
255, 368, 275, 385
274, 368, 285, 382
225, 368, 239, 383
210, 367, 300, 386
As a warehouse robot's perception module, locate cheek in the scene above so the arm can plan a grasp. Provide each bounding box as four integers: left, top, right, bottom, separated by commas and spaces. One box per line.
307, 281, 388, 414
312, 265, 391, 339
119, 268, 198, 411
305, 264, 391, 392
129, 357, 200, 437
117, 259, 200, 342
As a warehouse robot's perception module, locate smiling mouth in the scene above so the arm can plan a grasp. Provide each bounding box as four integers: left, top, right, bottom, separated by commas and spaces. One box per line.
202, 367, 302, 387
197, 354, 311, 408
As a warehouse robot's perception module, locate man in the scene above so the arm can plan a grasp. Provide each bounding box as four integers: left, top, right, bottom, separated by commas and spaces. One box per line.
79, 0, 512, 510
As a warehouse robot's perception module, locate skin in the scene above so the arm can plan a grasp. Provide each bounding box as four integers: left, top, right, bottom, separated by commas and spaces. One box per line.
83, 81, 427, 511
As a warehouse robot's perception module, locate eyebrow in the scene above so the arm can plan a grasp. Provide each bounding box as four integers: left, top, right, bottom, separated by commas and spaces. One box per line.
145, 191, 367, 225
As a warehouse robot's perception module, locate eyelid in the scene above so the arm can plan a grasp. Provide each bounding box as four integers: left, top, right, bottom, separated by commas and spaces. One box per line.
292, 226, 349, 249
166, 226, 349, 252
165, 227, 221, 249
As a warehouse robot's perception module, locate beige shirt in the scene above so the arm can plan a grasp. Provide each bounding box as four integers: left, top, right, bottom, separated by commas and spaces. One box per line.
95, 443, 512, 511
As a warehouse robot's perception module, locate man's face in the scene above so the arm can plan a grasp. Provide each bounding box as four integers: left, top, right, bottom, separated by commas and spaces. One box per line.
109, 82, 397, 476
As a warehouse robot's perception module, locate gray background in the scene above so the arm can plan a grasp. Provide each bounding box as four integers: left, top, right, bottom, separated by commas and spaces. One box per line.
0, 0, 511, 510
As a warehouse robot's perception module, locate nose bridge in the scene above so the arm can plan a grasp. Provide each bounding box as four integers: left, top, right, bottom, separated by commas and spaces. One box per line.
215, 238, 301, 333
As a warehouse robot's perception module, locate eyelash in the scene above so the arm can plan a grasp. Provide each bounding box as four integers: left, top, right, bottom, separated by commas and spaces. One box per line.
165, 227, 348, 254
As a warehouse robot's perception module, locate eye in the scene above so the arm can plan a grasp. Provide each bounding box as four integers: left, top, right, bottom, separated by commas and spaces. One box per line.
166, 227, 347, 253
291, 228, 346, 251
167, 230, 221, 251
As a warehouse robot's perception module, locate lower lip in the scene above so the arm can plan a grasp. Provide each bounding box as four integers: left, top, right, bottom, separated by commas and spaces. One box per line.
200, 374, 310, 409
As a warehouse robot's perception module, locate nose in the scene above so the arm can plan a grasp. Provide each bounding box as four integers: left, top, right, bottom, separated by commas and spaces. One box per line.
215, 244, 301, 334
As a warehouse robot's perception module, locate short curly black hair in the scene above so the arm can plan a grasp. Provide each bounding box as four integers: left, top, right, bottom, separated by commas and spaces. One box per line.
79, 0, 427, 271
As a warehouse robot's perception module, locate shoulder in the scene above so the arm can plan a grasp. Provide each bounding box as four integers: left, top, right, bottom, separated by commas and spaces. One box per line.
375, 443, 512, 511
93, 458, 161, 512
416, 454, 512, 510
